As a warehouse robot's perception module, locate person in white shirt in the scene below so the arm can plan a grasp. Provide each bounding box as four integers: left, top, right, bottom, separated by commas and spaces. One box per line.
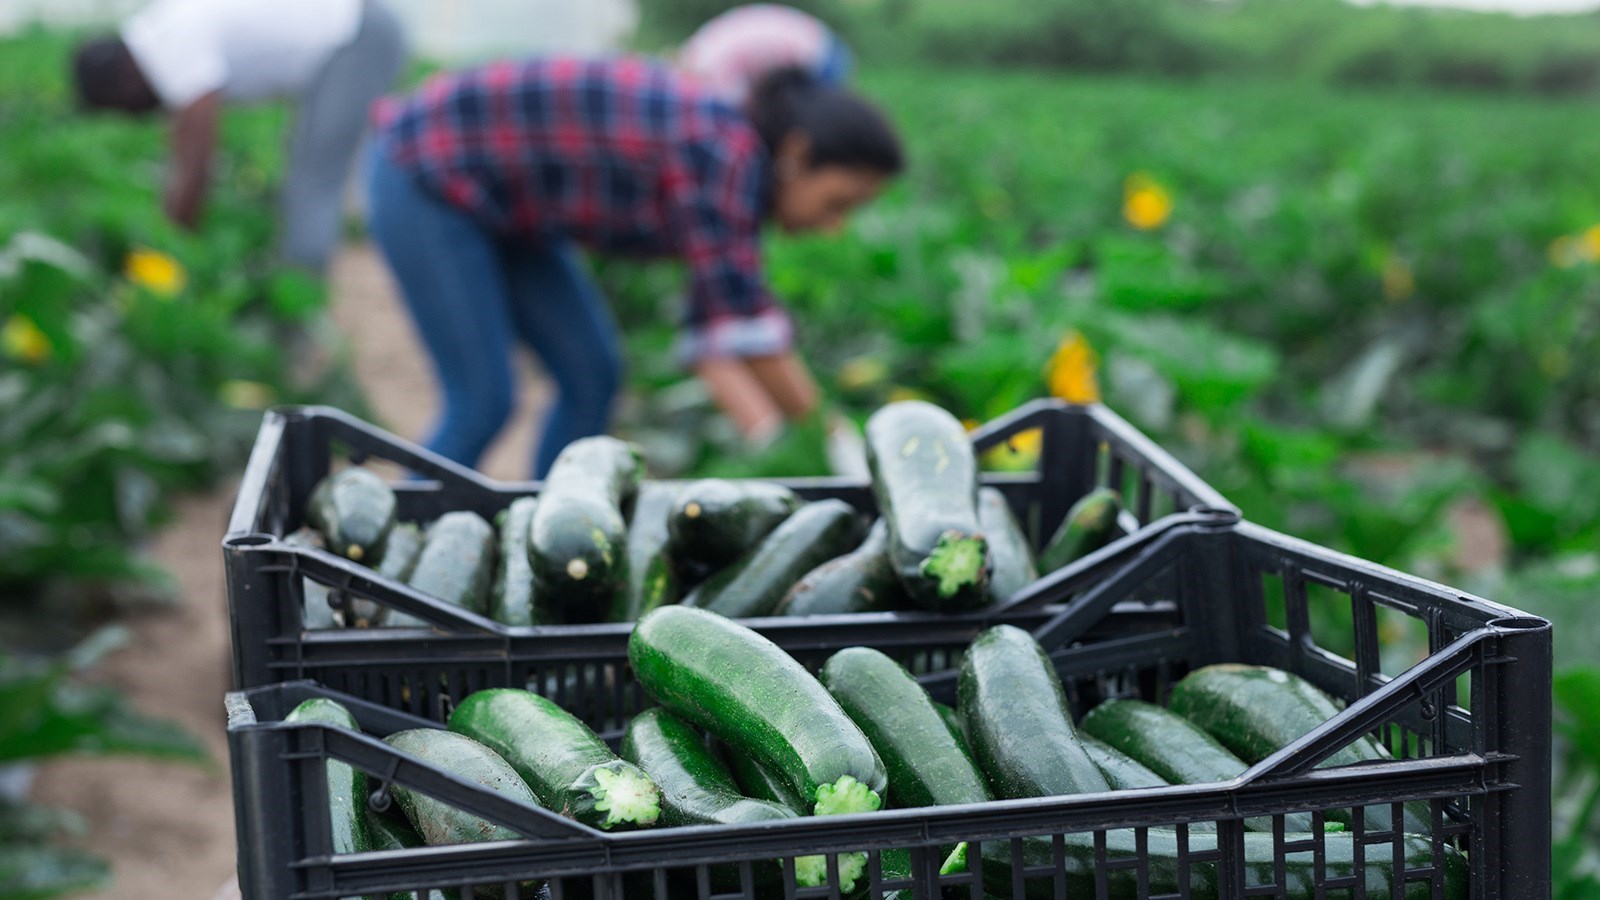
71, 0, 407, 274
678, 4, 854, 107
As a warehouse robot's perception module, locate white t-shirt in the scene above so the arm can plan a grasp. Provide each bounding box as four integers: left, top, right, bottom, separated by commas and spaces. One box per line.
122, 0, 363, 109
679, 4, 833, 105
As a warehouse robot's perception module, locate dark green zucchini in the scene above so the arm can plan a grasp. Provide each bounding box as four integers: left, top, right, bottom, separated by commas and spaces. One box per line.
621, 707, 795, 827
958, 625, 1109, 799
932, 701, 967, 750
1169, 664, 1430, 834
719, 738, 809, 814
383, 728, 533, 846
1079, 698, 1315, 832
778, 518, 907, 616
373, 522, 425, 627
1038, 488, 1122, 573
527, 437, 643, 622
978, 487, 1037, 602
821, 647, 992, 809
1080, 734, 1167, 791
306, 466, 397, 562
285, 698, 369, 855
407, 512, 496, 617
967, 828, 1468, 899
668, 479, 801, 569
682, 499, 863, 618
622, 482, 680, 621
630, 606, 886, 817
449, 689, 659, 830
283, 527, 338, 630
363, 811, 460, 900
865, 401, 989, 611
491, 498, 539, 626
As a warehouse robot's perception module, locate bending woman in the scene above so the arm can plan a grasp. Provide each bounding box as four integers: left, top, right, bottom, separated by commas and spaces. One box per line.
365, 58, 902, 477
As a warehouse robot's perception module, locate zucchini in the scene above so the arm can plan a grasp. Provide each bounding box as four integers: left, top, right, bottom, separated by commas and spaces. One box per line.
373, 522, 425, 627
621, 707, 795, 827
820, 647, 992, 809
629, 606, 886, 817
1080, 734, 1168, 791
719, 739, 809, 814
407, 512, 496, 617
1169, 664, 1431, 833
490, 498, 539, 626
527, 436, 643, 622
622, 482, 680, 621
668, 479, 801, 569
363, 811, 460, 900
1038, 487, 1121, 573
306, 466, 397, 562
968, 829, 1468, 899
778, 519, 907, 616
283, 527, 338, 630
284, 698, 369, 855
1079, 699, 1316, 832
932, 701, 967, 750
382, 728, 533, 846
448, 689, 659, 830
978, 487, 1037, 602
958, 625, 1108, 799
865, 401, 989, 610
683, 499, 863, 618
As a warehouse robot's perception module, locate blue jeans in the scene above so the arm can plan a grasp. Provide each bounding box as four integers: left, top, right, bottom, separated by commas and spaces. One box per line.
364, 146, 623, 478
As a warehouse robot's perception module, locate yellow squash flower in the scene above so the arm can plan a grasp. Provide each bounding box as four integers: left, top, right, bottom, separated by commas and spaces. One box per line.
124, 248, 187, 296
836, 356, 889, 392
981, 427, 1042, 472
219, 380, 277, 410
1045, 330, 1101, 404
886, 386, 930, 404
1583, 225, 1600, 262
1122, 172, 1173, 231
2, 314, 52, 363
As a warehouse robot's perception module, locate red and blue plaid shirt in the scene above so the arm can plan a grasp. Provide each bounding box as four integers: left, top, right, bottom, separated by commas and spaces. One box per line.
373, 56, 791, 362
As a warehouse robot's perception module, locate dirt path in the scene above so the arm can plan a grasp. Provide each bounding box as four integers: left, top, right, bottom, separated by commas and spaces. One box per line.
30, 243, 550, 899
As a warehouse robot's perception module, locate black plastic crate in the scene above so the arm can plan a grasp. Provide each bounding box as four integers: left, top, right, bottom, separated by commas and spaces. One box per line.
223, 400, 1233, 690
226, 516, 1551, 899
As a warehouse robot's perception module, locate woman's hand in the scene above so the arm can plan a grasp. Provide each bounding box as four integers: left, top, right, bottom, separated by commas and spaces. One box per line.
694, 351, 819, 447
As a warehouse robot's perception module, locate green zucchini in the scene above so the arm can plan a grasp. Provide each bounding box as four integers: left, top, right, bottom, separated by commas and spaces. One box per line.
779, 518, 907, 616
978, 487, 1037, 602
966, 829, 1468, 899
865, 401, 990, 611
1169, 664, 1431, 833
958, 625, 1108, 799
683, 499, 863, 618
1080, 699, 1316, 832
284, 698, 369, 855
1080, 734, 1168, 791
622, 483, 681, 621
448, 689, 660, 830
382, 728, 533, 846
363, 811, 459, 900
373, 522, 425, 627
621, 707, 795, 827
491, 498, 539, 626
283, 527, 338, 630
406, 512, 496, 617
630, 606, 886, 818
821, 647, 992, 810
720, 739, 809, 814
527, 437, 643, 622
932, 701, 967, 750
668, 479, 801, 569
1038, 487, 1122, 573
306, 466, 397, 563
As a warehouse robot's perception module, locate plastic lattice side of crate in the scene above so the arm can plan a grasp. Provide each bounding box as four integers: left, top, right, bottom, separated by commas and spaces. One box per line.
222, 400, 1233, 690
227, 516, 1551, 900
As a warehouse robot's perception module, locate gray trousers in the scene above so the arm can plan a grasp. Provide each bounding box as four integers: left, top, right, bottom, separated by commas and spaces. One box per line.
280, 0, 407, 273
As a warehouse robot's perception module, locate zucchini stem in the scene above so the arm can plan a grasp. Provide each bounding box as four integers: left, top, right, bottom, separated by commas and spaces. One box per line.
812, 774, 883, 817
920, 532, 987, 598
588, 763, 661, 829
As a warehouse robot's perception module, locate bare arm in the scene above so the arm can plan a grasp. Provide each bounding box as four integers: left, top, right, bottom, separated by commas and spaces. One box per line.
694, 351, 820, 445
163, 90, 223, 230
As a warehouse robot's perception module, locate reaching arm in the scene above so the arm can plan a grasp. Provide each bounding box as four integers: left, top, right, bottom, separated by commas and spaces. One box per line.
163, 89, 222, 230
694, 350, 820, 445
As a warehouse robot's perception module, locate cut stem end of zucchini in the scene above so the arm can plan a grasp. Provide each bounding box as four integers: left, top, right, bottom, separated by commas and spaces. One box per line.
812, 774, 883, 818
587, 763, 661, 829
920, 533, 988, 598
